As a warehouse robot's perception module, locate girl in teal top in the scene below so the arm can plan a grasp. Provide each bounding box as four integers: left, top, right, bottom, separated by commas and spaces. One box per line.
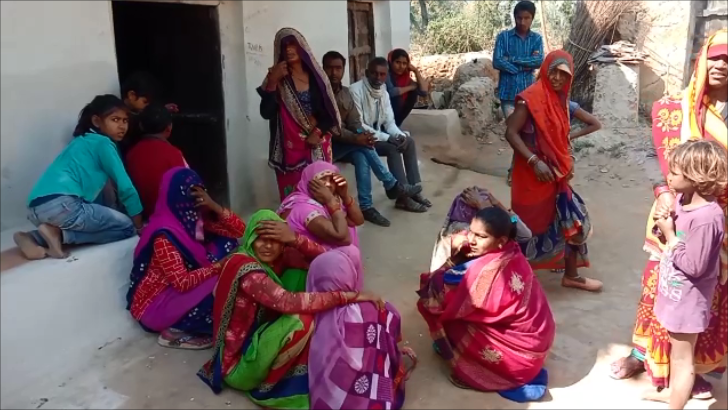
14, 95, 143, 260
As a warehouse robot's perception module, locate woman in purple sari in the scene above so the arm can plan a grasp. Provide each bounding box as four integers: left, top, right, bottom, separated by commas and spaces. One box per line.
126, 167, 244, 349
259, 27, 342, 200
307, 246, 416, 409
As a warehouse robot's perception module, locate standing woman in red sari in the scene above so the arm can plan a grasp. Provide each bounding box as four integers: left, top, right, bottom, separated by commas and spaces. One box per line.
505, 50, 602, 292
259, 28, 342, 200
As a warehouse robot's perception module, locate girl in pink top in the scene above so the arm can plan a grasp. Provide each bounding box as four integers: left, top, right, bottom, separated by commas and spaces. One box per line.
652, 140, 727, 409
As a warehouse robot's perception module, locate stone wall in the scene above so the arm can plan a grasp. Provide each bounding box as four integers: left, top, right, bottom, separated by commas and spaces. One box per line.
616, 1, 692, 110
411, 51, 499, 92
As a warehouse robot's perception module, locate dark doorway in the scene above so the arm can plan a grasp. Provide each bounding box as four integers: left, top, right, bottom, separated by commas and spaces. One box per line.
112, 1, 229, 206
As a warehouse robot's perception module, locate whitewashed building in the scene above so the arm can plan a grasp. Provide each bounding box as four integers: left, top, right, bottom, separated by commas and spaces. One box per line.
0, 0, 410, 231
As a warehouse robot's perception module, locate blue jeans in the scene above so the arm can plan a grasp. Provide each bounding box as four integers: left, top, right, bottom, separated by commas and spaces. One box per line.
27, 195, 136, 246
333, 143, 397, 210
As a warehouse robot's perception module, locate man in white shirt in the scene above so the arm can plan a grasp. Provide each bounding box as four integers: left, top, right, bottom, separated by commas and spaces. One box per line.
349, 57, 431, 213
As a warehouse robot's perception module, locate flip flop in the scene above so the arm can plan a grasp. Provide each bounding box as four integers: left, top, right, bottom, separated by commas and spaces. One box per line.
692, 375, 713, 400
157, 331, 212, 350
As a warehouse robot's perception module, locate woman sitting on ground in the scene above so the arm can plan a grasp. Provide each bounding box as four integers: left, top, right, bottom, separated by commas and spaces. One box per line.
197, 210, 385, 408
14, 95, 144, 260
386, 48, 429, 126
126, 167, 243, 349
418, 207, 555, 402
307, 245, 416, 409
278, 161, 364, 250
505, 50, 602, 292
431, 186, 532, 272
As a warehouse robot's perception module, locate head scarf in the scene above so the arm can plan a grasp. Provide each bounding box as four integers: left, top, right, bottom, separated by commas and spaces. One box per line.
306, 246, 405, 409
237, 209, 286, 284
517, 50, 575, 178
278, 161, 339, 213
388, 48, 412, 103
273, 28, 341, 136
126, 167, 238, 309
682, 28, 728, 147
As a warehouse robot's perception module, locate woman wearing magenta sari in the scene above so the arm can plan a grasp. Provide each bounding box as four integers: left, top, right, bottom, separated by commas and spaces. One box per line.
127, 167, 243, 349
278, 161, 364, 250
307, 246, 416, 409
259, 27, 342, 200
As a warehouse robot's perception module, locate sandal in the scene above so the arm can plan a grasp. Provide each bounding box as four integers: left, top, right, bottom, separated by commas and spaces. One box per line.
562, 276, 603, 292
395, 197, 428, 213
609, 355, 645, 380
157, 329, 213, 350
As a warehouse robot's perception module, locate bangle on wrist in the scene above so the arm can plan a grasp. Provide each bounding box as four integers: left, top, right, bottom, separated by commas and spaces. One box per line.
326, 202, 342, 215
343, 196, 354, 207
527, 154, 538, 166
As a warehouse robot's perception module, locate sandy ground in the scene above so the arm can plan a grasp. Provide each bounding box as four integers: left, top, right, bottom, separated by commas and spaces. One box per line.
6, 138, 727, 410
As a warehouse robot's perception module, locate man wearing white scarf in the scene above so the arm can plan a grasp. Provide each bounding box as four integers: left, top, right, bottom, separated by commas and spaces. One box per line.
349, 57, 431, 213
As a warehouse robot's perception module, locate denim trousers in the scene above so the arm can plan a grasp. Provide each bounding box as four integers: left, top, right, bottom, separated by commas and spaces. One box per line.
27, 194, 136, 247
333, 143, 397, 210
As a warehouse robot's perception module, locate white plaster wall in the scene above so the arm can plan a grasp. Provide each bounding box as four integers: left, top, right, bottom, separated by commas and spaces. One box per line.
0, 1, 120, 231
373, 0, 411, 55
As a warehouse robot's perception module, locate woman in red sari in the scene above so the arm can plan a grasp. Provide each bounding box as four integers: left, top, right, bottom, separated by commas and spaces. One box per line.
610, 29, 728, 400
417, 207, 555, 401
259, 28, 342, 200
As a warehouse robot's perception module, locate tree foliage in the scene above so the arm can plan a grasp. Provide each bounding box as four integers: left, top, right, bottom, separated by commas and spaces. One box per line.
411, 0, 575, 55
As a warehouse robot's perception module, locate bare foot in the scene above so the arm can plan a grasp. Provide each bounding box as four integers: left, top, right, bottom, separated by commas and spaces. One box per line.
562, 276, 603, 292
642, 386, 670, 403
609, 355, 644, 380
37, 224, 67, 259
12, 232, 47, 260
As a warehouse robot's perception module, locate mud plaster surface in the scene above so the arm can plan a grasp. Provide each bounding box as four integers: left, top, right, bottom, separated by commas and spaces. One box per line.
6, 138, 727, 410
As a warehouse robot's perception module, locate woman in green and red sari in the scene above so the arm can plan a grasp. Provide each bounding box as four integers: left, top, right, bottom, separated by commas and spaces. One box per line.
197, 210, 383, 409
610, 29, 728, 400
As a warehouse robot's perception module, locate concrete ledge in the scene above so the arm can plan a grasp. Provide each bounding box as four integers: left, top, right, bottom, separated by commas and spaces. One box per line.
400, 109, 464, 150
0, 235, 143, 404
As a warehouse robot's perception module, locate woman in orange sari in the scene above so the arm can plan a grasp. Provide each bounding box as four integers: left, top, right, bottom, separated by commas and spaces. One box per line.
505, 50, 601, 292
609, 29, 728, 399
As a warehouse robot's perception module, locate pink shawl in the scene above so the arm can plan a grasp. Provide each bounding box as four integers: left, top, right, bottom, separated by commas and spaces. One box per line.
306, 246, 405, 409
277, 161, 359, 249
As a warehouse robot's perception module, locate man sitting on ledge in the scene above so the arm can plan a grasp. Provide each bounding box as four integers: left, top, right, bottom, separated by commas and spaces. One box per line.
349, 56, 431, 213
322, 51, 422, 226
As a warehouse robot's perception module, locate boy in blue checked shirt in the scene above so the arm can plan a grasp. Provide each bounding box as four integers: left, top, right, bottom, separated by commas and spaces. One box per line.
493, 0, 543, 185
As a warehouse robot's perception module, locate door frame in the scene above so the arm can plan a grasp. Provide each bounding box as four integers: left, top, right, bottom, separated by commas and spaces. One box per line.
347, 0, 376, 83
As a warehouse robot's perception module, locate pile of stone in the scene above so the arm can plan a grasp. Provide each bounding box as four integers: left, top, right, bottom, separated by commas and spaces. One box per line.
411, 51, 501, 141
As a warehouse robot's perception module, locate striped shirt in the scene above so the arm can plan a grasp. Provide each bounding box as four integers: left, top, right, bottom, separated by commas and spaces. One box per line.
493, 28, 544, 102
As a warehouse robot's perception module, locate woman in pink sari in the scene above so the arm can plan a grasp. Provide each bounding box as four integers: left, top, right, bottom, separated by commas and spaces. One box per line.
417, 207, 554, 402
259, 28, 342, 200
307, 245, 416, 409
278, 161, 364, 250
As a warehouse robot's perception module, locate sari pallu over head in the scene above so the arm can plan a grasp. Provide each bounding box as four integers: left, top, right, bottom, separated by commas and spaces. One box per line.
198, 210, 311, 407
277, 161, 359, 249
417, 241, 555, 391
269, 28, 342, 173
645, 28, 728, 276
126, 167, 237, 310
307, 246, 406, 410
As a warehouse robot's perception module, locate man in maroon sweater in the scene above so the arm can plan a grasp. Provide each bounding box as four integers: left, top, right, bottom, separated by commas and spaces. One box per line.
125, 103, 188, 219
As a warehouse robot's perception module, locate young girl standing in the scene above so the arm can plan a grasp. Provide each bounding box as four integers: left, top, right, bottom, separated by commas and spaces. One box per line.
13, 95, 143, 260
652, 140, 727, 409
